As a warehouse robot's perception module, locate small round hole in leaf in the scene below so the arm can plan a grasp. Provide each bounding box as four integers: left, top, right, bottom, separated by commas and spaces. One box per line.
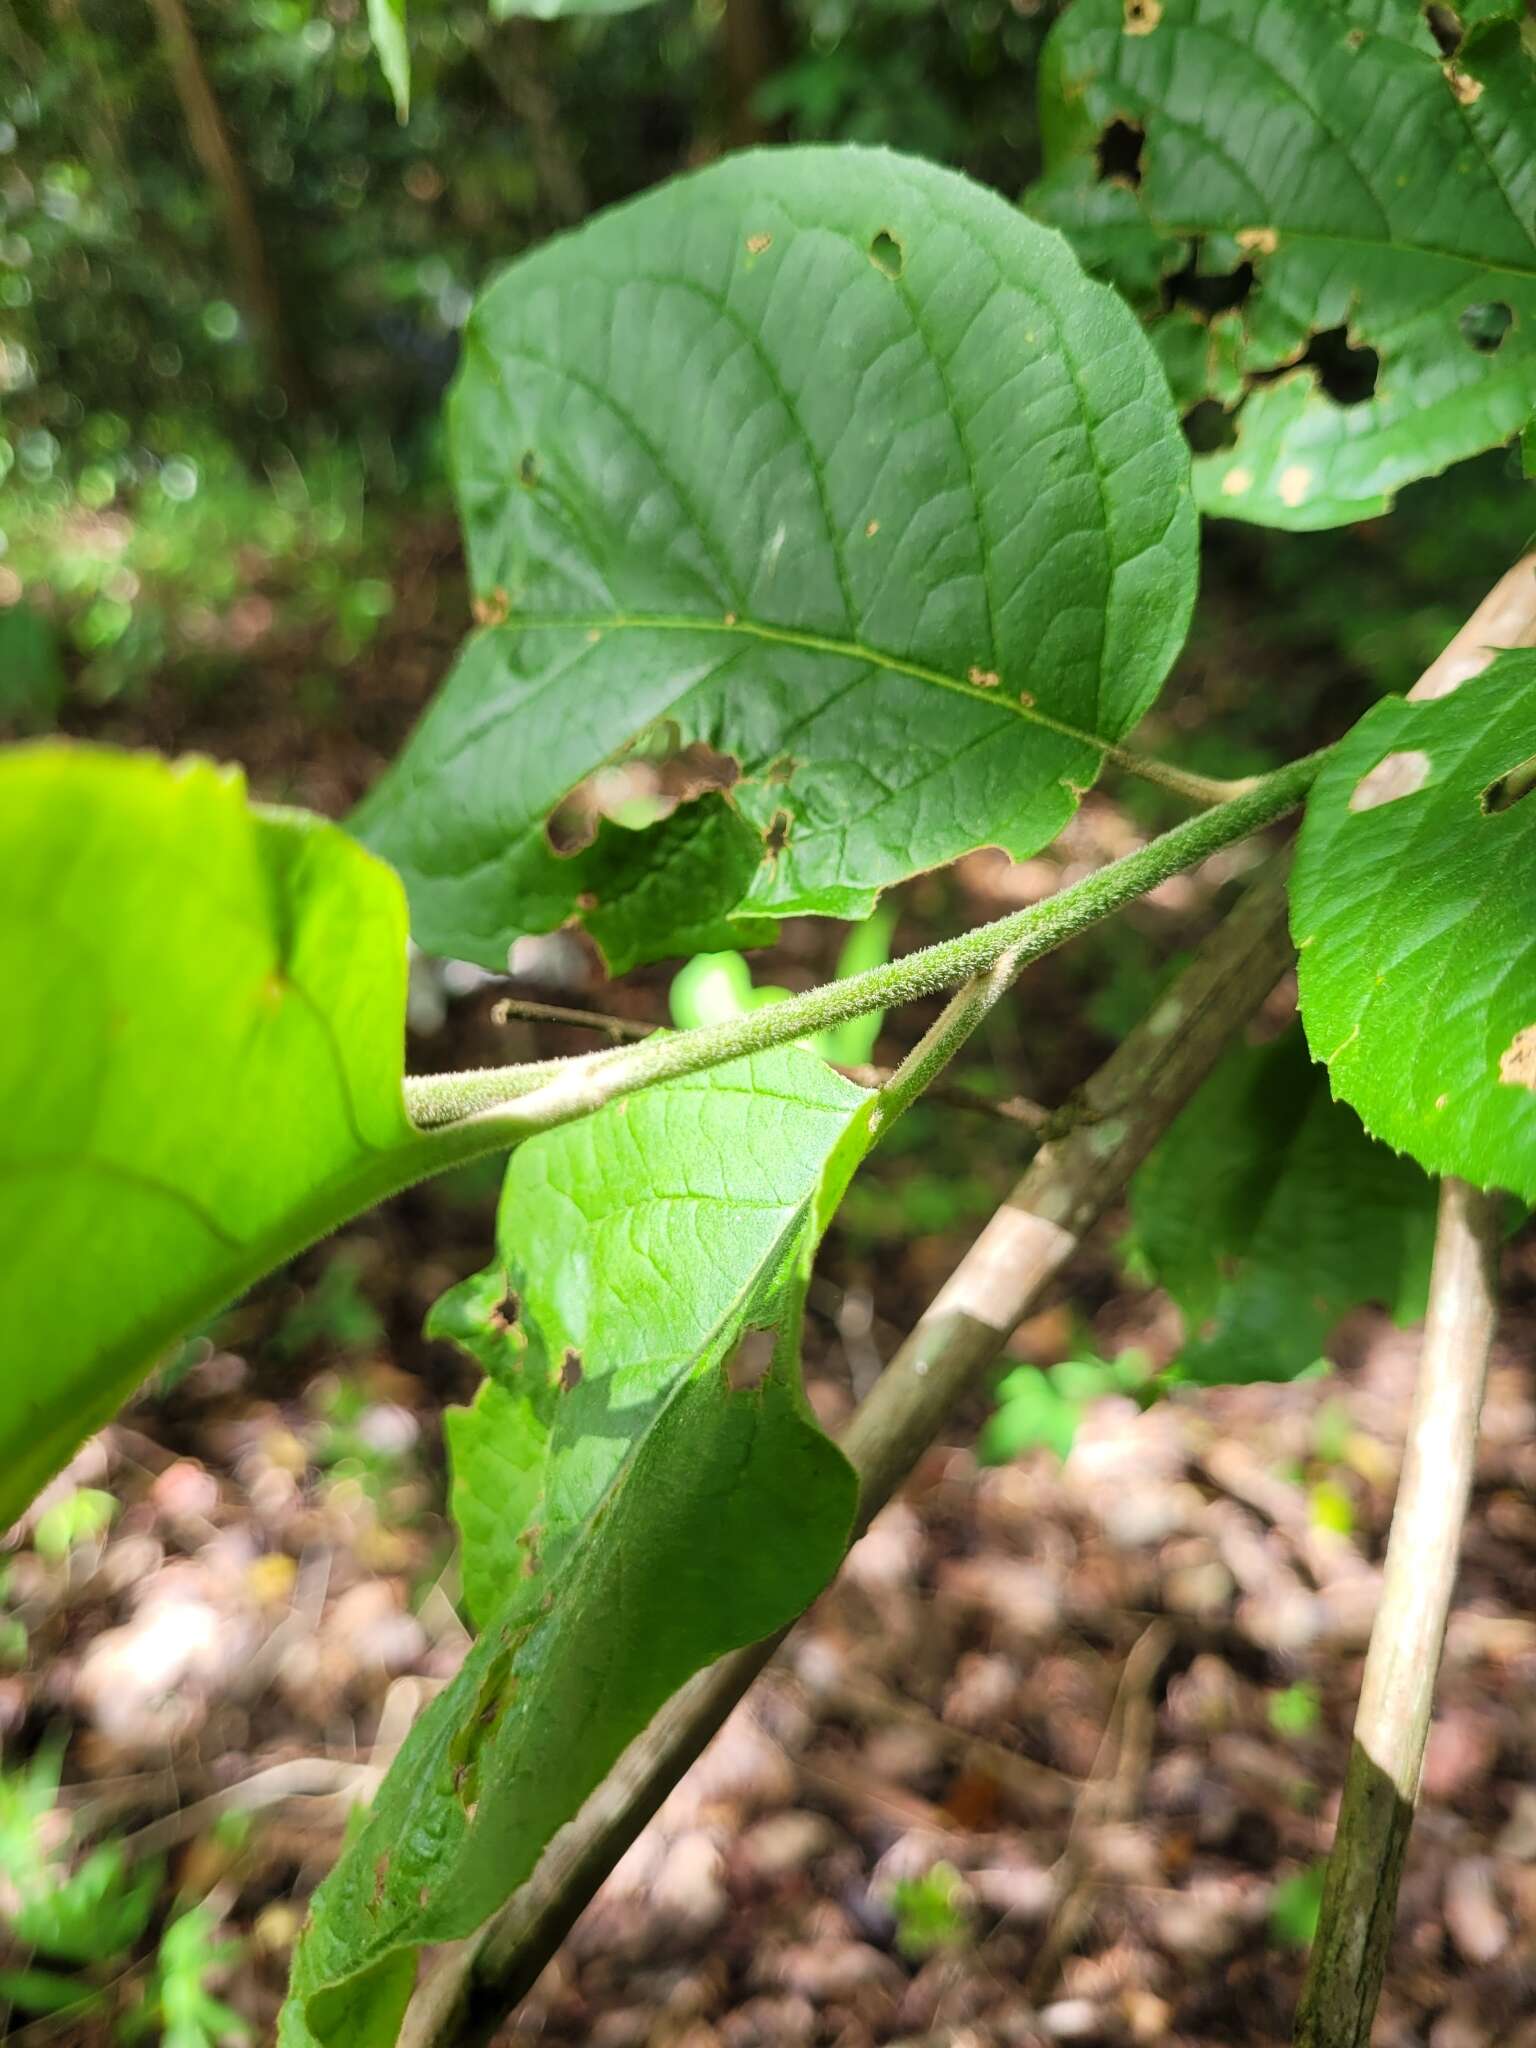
1460, 301, 1513, 354
726, 1327, 775, 1392
1480, 754, 1536, 813
1095, 118, 1146, 188
868, 230, 905, 280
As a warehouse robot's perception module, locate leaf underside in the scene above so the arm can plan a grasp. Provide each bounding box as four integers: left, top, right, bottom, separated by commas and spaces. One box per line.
354, 143, 1197, 968
0, 745, 424, 1535
282, 1047, 871, 2046
1031, 0, 1536, 529
1290, 650, 1536, 1198
1134, 1025, 1437, 1384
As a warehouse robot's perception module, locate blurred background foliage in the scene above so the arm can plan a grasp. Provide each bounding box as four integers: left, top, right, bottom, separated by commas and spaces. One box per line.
0, 0, 1056, 715
6, 0, 1529, 732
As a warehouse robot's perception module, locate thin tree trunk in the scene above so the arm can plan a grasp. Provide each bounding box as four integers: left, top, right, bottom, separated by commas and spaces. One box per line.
142, 0, 306, 401
720, 0, 790, 147
1294, 1179, 1501, 2048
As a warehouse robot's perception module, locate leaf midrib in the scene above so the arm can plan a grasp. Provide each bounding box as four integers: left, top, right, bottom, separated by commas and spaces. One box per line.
497, 610, 1116, 755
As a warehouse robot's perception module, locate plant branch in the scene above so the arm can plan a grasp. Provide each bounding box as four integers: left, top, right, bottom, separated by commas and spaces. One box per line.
488, 995, 653, 1041
404, 751, 1322, 1134
397, 872, 1296, 2048
1293, 1177, 1502, 2048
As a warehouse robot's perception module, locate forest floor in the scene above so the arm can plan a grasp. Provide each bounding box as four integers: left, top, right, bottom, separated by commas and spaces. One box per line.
7, 525, 1536, 2048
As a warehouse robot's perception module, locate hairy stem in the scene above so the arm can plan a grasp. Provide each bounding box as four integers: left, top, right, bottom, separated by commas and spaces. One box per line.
1293, 1178, 1502, 2048
405, 750, 1322, 1134
397, 874, 1296, 2048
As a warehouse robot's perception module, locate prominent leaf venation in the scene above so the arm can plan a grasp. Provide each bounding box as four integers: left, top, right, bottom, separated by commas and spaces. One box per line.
358, 144, 1198, 965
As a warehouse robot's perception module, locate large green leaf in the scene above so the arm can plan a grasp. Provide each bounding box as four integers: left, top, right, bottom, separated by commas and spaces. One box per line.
0, 744, 439, 1532
282, 1047, 870, 2046
1133, 1027, 1437, 1384
1031, 0, 1536, 529
355, 144, 1197, 968
1290, 650, 1536, 1197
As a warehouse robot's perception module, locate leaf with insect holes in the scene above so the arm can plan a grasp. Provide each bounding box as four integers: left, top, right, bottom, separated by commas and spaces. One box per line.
1290, 649, 1536, 1197
1030, 0, 1536, 529
281, 1047, 872, 2047
352, 144, 1197, 969
0, 745, 439, 1537
1133, 1026, 1438, 1384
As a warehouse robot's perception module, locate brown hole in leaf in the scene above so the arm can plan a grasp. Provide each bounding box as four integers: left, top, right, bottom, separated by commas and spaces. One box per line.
1460, 301, 1513, 354
764, 808, 792, 857
1162, 247, 1254, 318
726, 1326, 776, 1393
1500, 1024, 1536, 1090
518, 450, 539, 488
492, 1290, 520, 1330
560, 1347, 583, 1391
1183, 399, 1239, 456
1271, 325, 1380, 406
372, 1853, 390, 1903
472, 586, 510, 628
868, 230, 904, 280
545, 792, 599, 857
1095, 117, 1146, 188
766, 754, 799, 785
1445, 62, 1483, 104
1349, 749, 1432, 812
544, 733, 740, 856
1425, 4, 1461, 56
745, 231, 772, 255
1480, 755, 1536, 813
1124, 0, 1162, 30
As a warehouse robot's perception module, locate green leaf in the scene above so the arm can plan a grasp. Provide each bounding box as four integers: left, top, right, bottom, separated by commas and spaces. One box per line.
0, 744, 443, 1534
1271, 1863, 1328, 1950
1130, 1032, 1441, 1384
365, 0, 410, 121
1291, 651, 1536, 1196
0, 1969, 103, 2018
1134, 1026, 1438, 1383
355, 144, 1196, 967
283, 1047, 870, 2045
978, 1364, 1087, 1464
1031, 0, 1536, 528
577, 796, 778, 974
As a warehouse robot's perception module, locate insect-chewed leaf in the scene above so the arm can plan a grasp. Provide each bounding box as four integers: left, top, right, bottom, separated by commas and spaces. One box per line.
1031, 0, 1536, 529
280, 1047, 873, 2047
1290, 649, 1536, 1198
1133, 1026, 1438, 1385
0, 744, 430, 1535
353, 144, 1196, 968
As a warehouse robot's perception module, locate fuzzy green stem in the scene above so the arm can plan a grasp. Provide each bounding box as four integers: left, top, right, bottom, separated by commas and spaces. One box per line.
873, 941, 1032, 1131
404, 750, 1323, 1137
